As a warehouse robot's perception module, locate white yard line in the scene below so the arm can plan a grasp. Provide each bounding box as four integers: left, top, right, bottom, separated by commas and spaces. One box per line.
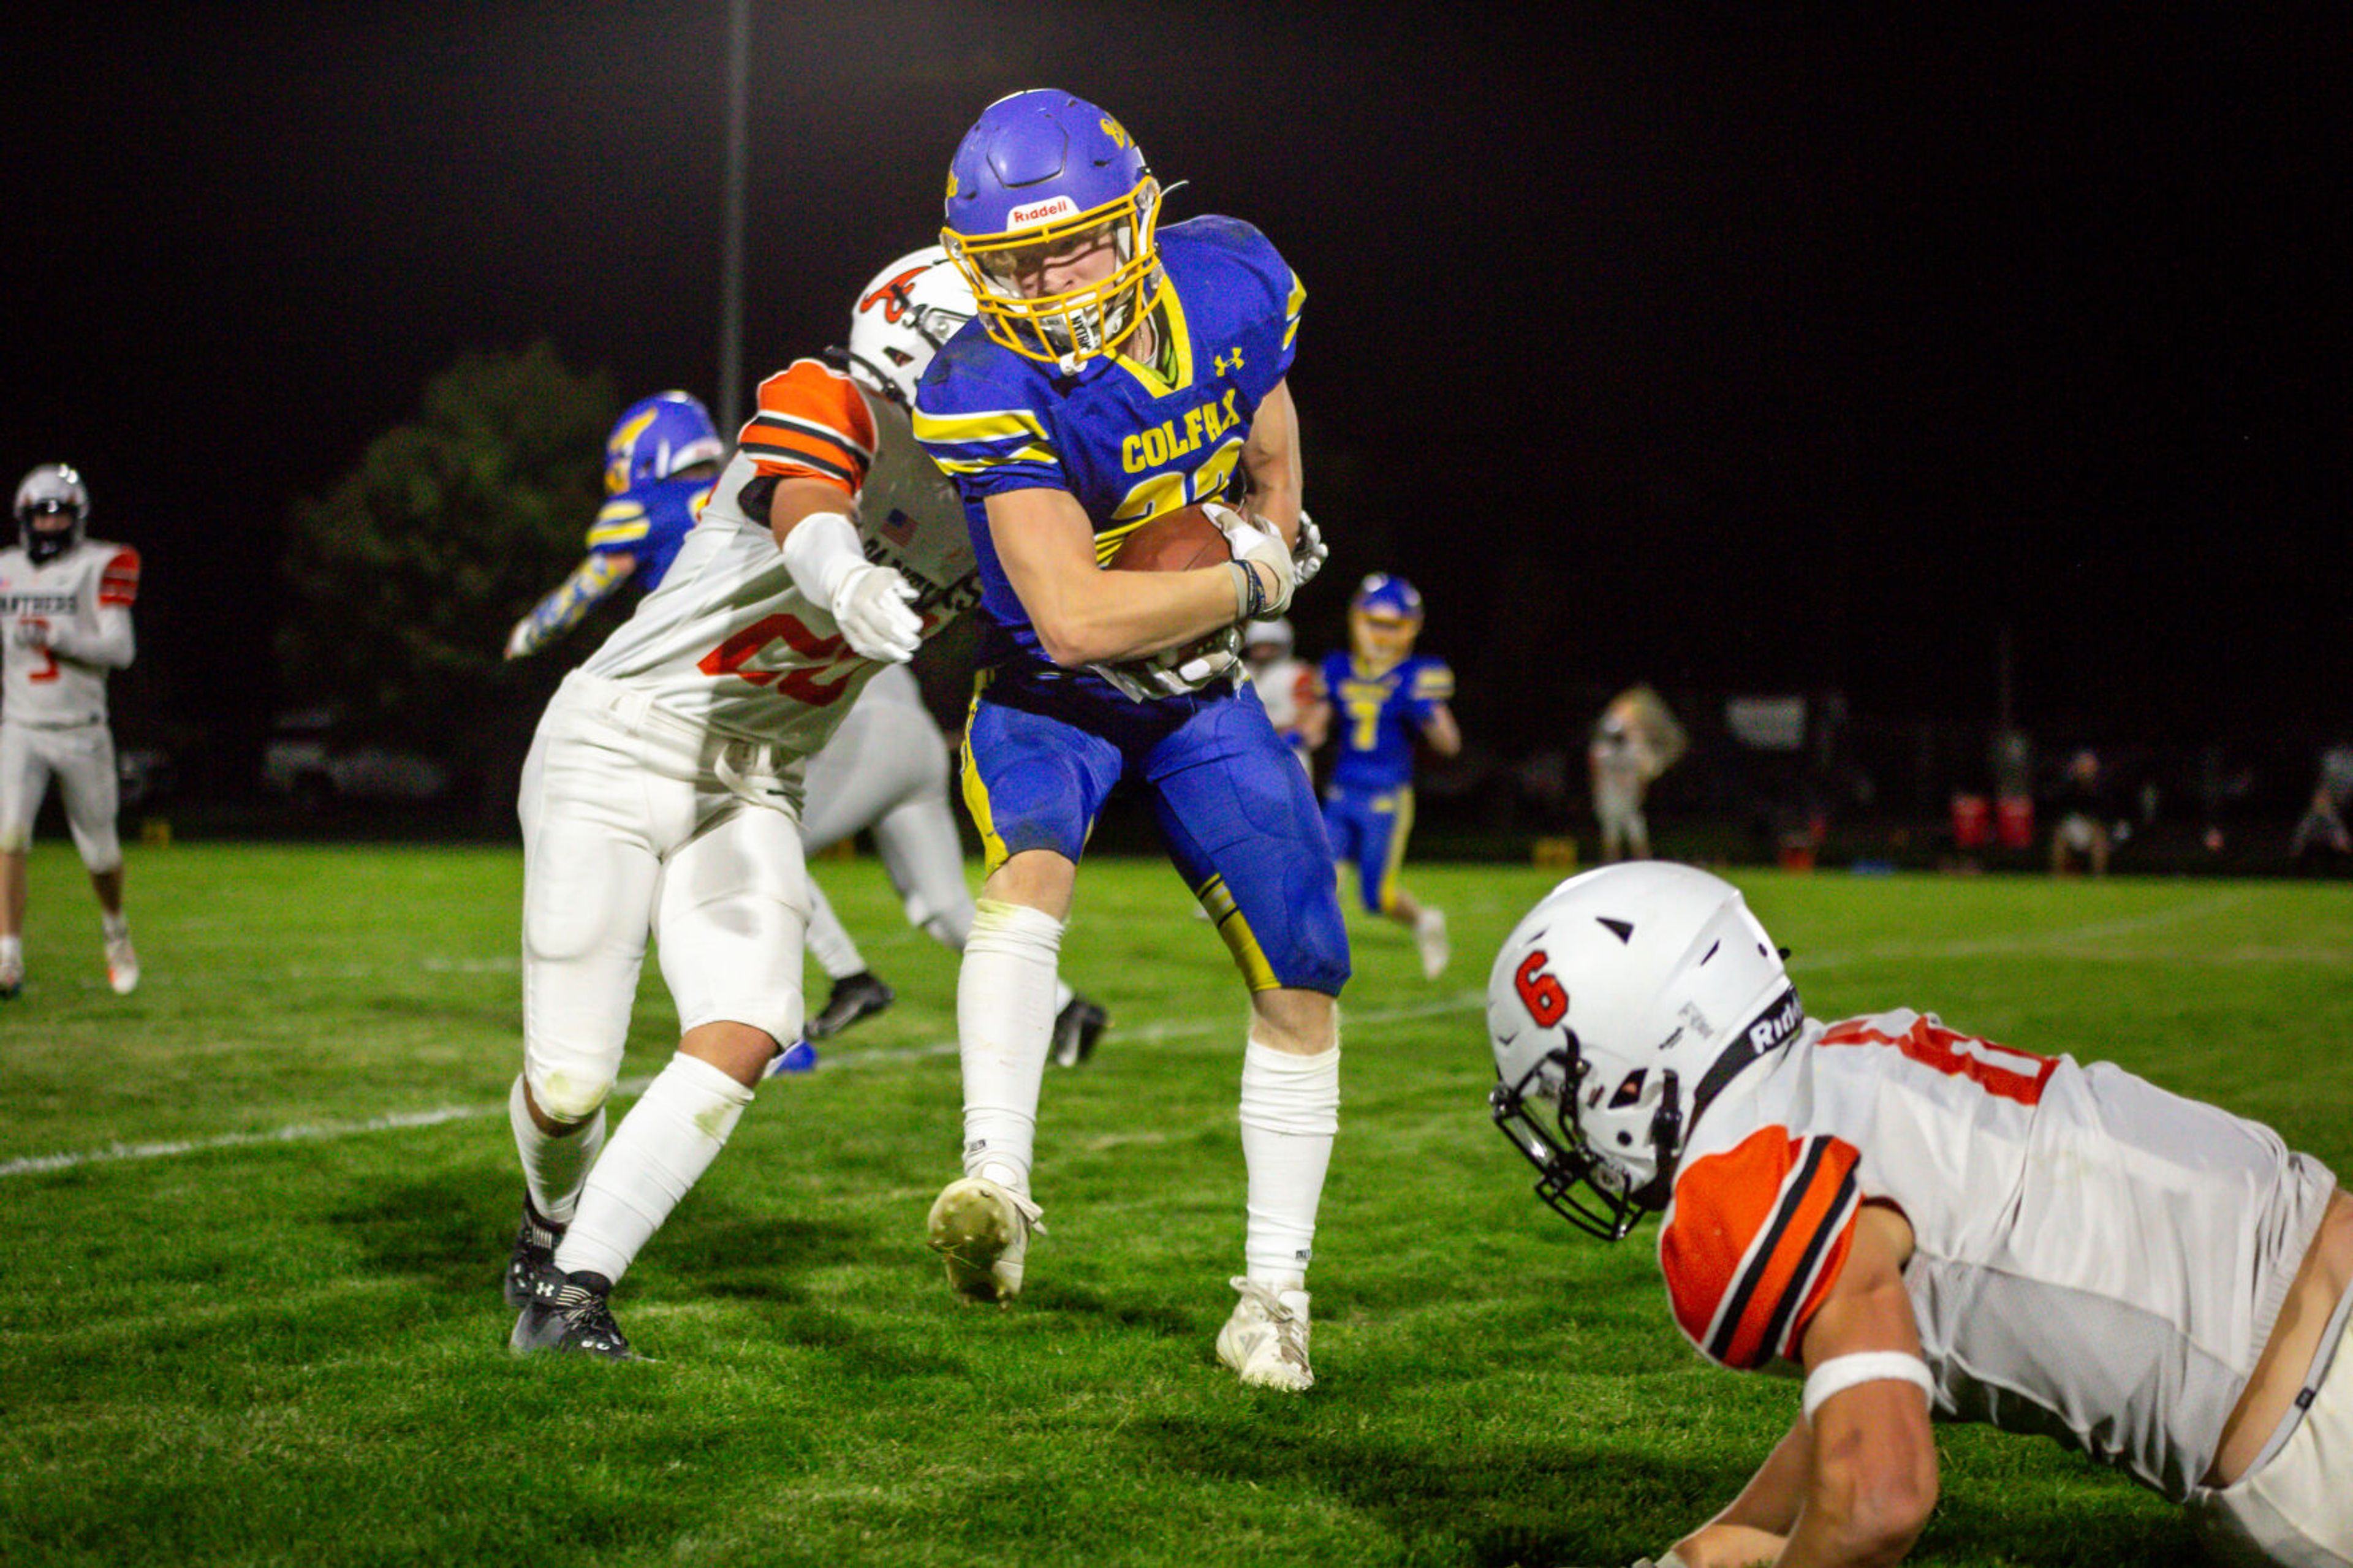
0, 994, 1485, 1180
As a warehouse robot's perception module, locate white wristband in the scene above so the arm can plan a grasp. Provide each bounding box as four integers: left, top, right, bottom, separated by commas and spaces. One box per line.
779, 509, 866, 605
1802, 1350, 1935, 1422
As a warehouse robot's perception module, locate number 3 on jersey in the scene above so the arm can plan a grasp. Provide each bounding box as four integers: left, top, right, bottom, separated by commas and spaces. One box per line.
697, 613, 857, 706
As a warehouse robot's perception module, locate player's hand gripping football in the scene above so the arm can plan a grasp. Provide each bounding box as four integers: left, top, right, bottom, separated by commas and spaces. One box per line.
1289, 509, 1328, 588
829, 562, 924, 664
1089, 625, 1243, 703
1203, 503, 1294, 621
12, 618, 52, 650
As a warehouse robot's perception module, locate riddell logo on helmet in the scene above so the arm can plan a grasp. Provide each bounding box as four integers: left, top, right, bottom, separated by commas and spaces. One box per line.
1009, 197, 1079, 227
1746, 987, 1804, 1053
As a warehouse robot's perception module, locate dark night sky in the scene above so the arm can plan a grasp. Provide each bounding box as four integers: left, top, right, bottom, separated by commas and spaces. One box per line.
6, 3, 2348, 789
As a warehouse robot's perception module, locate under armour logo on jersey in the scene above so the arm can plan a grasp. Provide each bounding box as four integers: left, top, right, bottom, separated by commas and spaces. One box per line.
1216, 347, 1246, 377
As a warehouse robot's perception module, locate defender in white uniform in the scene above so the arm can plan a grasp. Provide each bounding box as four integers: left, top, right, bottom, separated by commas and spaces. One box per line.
1, 465, 140, 999
794, 661, 1108, 1067
504, 249, 986, 1358
1488, 864, 2353, 1568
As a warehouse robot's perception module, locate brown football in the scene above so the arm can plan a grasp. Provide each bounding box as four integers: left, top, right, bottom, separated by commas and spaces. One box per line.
1106, 503, 1231, 572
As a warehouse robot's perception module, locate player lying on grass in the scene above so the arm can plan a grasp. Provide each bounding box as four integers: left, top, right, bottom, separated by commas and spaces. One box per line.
1486, 863, 2353, 1568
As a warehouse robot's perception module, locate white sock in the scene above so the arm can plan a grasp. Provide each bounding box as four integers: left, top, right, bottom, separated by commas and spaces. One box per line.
804, 881, 867, 982
0, 935, 20, 964
1238, 1036, 1340, 1287
102, 912, 130, 942
509, 1073, 605, 1226
553, 1053, 754, 1285
957, 900, 1063, 1194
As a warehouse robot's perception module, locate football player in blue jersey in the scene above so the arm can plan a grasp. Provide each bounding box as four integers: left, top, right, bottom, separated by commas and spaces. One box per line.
1314, 574, 1461, 980
502, 390, 723, 659
912, 89, 1339, 1390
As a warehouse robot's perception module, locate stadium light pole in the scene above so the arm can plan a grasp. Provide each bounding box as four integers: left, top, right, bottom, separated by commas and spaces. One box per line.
716, 0, 750, 430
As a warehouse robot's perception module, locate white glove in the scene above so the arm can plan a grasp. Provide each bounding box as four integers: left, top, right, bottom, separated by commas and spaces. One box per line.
1289, 509, 1328, 588
1089, 626, 1242, 702
502, 617, 537, 661
12, 618, 51, 650
1203, 503, 1294, 621
781, 509, 923, 664
830, 562, 923, 664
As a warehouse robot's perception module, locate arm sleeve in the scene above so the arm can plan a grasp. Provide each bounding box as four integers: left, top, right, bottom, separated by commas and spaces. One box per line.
1660, 1129, 1863, 1370
507, 553, 633, 658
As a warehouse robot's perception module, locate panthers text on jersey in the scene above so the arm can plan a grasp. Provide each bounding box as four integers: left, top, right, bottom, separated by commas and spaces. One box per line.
1320, 651, 1453, 793
585, 472, 714, 593
1658, 1007, 2337, 1501
576, 358, 978, 768
0, 537, 138, 725
911, 215, 1304, 683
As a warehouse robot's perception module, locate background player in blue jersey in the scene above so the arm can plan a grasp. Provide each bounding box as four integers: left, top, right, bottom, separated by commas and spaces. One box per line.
502, 390, 722, 660
1314, 573, 1461, 980
912, 89, 1339, 1390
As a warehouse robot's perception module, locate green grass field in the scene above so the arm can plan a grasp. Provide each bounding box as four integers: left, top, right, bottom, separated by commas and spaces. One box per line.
3, 844, 2349, 1566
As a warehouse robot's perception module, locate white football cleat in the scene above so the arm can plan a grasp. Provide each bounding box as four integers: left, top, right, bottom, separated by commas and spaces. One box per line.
105, 935, 140, 996
0, 951, 22, 1001
1216, 1276, 1314, 1392
1414, 907, 1450, 980
926, 1176, 1044, 1305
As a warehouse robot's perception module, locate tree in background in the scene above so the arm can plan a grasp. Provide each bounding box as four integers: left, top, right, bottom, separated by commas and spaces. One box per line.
277, 343, 614, 827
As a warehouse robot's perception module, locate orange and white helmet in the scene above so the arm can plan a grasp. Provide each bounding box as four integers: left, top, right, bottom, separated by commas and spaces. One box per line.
844, 246, 977, 409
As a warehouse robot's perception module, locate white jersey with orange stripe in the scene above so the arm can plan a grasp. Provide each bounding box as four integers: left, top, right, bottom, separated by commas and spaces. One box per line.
1658, 1007, 2338, 1501
578, 360, 979, 768
0, 539, 138, 725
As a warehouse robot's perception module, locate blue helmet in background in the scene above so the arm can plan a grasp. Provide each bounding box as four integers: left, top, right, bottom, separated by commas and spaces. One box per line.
604, 391, 724, 496
1352, 573, 1425, 621
939, 89, 1165, 369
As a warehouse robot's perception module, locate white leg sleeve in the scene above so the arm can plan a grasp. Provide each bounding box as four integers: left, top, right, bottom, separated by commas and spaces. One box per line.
1238, 1037, 1340, 1287
552, 1053, 754, 1286
802, 876, 867, 982
508, 1072, 605, 1225
957, 900, 1063, 1194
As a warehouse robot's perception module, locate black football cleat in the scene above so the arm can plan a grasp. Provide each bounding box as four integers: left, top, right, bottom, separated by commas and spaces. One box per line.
1050, 994, 1109, 1068
502, 1202, 566, 1308
509, 1271, 636, 1360
806, 971, 895, 1040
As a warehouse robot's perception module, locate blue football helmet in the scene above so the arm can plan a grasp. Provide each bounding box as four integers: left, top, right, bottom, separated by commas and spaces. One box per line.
604, 391, 724, 496
939, 89, 1166, 369
1350, 573, 1425, 669
14, 463, 91, 566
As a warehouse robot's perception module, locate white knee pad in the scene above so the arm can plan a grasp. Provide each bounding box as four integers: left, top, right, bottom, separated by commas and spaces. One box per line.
526, 1059, 618, 1123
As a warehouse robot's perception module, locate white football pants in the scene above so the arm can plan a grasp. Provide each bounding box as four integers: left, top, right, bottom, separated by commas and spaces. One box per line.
0, 719, 121, 870
518, 672, 809, 1121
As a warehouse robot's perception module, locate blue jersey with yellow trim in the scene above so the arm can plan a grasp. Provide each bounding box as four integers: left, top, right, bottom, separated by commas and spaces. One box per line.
1321, 652, 1454, 793
912, 215, 1304, 677
585, 472, 712, 592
